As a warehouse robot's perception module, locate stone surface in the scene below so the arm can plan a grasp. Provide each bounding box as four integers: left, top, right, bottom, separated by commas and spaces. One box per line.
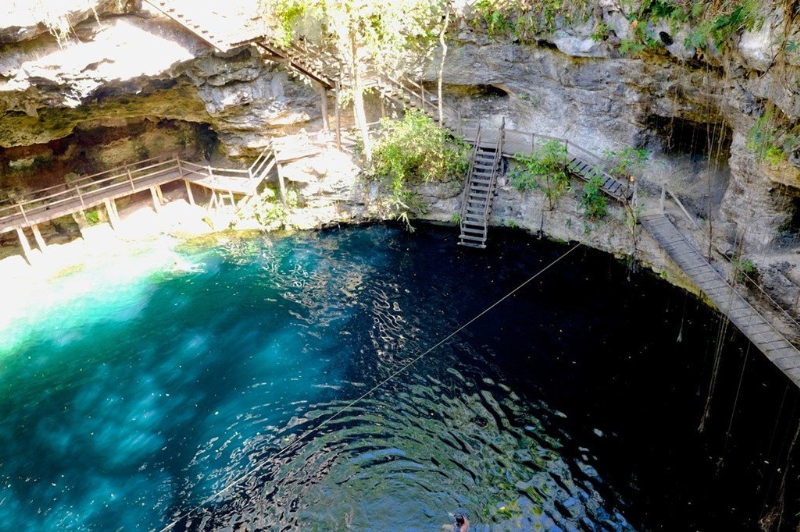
1, 1, 800, 323
0, 7, 320, 156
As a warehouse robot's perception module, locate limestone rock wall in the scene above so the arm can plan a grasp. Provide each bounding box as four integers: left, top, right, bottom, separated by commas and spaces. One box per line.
0, 3, 320, 178
427, 1, 800, 254
2, 0, 800, 312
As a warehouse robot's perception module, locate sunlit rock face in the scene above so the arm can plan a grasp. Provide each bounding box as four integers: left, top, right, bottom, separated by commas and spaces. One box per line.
0, 3, 319, 156
0, 0, 798, 259
0, 0, 126, 44
429, 2, 800, 252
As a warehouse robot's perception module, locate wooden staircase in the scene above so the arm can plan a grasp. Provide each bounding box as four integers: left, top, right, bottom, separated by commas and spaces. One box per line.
458, 122, 504, 248
255, 40, 341, 89
143, 0, 264, 52
566, 156, 630, 202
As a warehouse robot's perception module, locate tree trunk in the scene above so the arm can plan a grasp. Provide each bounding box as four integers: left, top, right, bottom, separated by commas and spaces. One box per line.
437, 6, 450, 127
351, 31, 372, 162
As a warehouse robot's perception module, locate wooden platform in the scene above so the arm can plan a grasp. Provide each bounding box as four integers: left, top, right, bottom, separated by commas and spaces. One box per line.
0, 159, 182, 235
460, 126, 631, 202
0, 149, 275, 237
641, 213, 800, 386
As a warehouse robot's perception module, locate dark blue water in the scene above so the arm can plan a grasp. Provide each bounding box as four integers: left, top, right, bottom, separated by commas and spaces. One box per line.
1, 224, 797, 531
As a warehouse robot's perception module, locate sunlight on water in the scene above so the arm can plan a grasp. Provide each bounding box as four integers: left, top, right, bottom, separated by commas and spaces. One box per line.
0, 225, 781, 531
0, 238, 190, 354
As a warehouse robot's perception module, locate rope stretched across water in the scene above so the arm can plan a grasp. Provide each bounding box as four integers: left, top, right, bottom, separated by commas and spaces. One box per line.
159, 227, 611, 531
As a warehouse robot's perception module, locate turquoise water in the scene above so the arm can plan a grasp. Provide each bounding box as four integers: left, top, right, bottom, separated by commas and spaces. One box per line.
0, 225, 794, 530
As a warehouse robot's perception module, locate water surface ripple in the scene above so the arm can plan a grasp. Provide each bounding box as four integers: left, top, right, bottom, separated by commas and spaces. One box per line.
0, 225, 793, 531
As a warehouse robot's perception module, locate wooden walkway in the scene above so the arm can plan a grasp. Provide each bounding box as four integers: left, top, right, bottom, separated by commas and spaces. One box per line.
66, 1, 800, 386
460, 124, 632, 203
0, 148, 275, 244
641, 214, 800, 385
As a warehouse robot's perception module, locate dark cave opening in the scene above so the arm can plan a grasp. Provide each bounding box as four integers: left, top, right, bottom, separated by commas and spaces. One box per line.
775, 192, 800, 248
647, 115, 733, 164
646, 115, 734, 217
440, 83, 511, 122
0, 119, 218, 193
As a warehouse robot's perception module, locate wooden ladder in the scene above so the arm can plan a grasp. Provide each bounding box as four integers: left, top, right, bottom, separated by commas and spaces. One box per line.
458, 120, 504, 248
566, 156, 630, 202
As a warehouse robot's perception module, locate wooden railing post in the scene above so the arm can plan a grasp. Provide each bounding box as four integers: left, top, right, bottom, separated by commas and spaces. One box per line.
18, 202, 29, 225
76, 186, 85, 208
17, 202, 28, 225
127, 167, 135, 191
660, 184, 666, 213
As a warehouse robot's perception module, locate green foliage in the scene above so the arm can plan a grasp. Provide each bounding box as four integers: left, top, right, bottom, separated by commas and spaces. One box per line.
245, 187, 298, 228
621, 0, 762, 54
85, 209, 100, 226
451, 212, 461, 225
510, 140, 570, 210
579, 175, 607, 221
604, 146, 648, 180
731, 254, 756, 283
473, 0, 515, 39
372, 110, 469, 185
619, 36, 646, 56
470, 0, 593, 42
266, 0, 307, 47
591, 20, 609, 42
746, 109, 799, 166
370, 110, 469, 229
261, 0, 443, 72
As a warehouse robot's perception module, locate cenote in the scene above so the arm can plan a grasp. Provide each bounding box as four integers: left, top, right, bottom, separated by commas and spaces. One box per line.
1, 224, 799, 531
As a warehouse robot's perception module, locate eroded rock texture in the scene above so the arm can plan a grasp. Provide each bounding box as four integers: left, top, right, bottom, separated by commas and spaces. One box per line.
1, 1, 800, 273
0, 2, 320, 173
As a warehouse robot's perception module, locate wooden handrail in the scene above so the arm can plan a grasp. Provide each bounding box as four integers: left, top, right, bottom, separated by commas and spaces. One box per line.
0, 147, 280, 232
482, 118, 505, 223
460, 122, 482, 223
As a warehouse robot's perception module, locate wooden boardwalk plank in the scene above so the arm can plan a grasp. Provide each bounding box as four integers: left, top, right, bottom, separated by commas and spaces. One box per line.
642, 214, 800, 388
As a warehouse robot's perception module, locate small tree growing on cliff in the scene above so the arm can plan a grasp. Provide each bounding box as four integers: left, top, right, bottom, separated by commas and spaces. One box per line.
509, 140, 570, 211
370, 110, 469, 229
260, 0, 444, 163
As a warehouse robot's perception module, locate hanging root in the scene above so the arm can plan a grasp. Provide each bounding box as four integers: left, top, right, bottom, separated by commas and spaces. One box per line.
699, 314, 729, 432
760, 421, 800, 531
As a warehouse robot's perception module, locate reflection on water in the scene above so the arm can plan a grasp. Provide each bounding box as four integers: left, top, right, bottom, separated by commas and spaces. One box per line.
0, 225, 793, 531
